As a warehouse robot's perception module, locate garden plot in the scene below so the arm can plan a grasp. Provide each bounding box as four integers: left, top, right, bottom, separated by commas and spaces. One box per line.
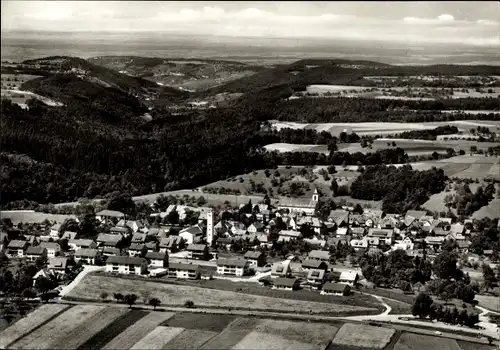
47, 306, 128, 349
102, 311, 175, 350
0, 304, 70, 349
130, 326, 185, 350
331, 323, 395, 349
10, 305, 105, 349
233, 331, 317, 350
66, 274, 376, 315
163, 329, 218, 349
394, 333, 461, 350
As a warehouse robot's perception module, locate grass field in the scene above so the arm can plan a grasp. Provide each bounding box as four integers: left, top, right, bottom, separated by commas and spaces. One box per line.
65, 274, 377, 315
394, 333, 462, 350
382, 298, 412, 315
0, 211, 78, 224
2, 305, 494, 350
475, 295, 500, 312
331, 323, 396, 349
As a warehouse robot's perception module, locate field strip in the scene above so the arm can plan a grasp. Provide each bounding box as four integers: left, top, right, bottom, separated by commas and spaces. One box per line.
11, 304, 105, 349
200, 318, 255, 349
130, 326, 185, 349
49, 306, 129, 349
102, 312, 175, 350
331, 323, 395, 349
76, 309, 149, 350
232, 331, 316, 350
0, 304, 71, 349
163, 329, 219, 349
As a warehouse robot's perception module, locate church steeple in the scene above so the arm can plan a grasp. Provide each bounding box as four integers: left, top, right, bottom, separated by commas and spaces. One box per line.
312, 188, 319, 202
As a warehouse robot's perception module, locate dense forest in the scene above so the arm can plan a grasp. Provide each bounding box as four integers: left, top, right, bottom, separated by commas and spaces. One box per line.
1, 57, 499, 208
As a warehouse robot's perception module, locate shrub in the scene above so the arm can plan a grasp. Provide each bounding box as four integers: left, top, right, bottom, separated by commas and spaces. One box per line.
184, 300, 195, 308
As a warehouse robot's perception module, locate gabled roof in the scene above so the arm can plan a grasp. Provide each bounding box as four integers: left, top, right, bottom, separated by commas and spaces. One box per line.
405, 210, 427, 221
244, 251, 263, 259
180, 225, 204, 236
96, 210, 125, 218
169, 262, 200, 272
308, 250, 330, 260
146, 251, 167, 260
102, 247, 120, 255
128, 243, 146, 251
61, 231, 78, 240
75, 248, 99, 258
323, 282, 349, 292
39, 242, 60, 250
131, 233, 146, 243
368, 228, 393, 238
328, 210, 350, 226
96, 234, 121, 245
26, 246, 46, 255
302, 259, 327, 269
278, 230, 302, 237
339, 271, 358, 282
271, 262, 290, 275
69, 239, 95, 247
48, 257, 68, 270
110, 226, 129, 234
217, 258, 248, 267
8, 240, 29, 249
187, 244, 207, 252
107, 256, 146, 266
274, 277, 297, 287
159, 236, 182, 248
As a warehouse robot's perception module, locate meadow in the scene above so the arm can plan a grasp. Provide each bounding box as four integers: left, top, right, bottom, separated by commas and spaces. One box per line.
1, 304, 494, 350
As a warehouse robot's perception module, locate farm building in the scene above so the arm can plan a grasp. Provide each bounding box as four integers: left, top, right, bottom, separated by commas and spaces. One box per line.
273, 277, 299, 291
243, 250, 266, 268
26, 246, 47, 262
105, 256, 148, 275
168, 262, 201, 279
321, 282, 351, 296
217, 258, 250, 277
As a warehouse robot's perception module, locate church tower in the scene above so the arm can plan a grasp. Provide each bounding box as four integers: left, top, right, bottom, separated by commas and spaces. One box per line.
312, 188, 319, 202
206, 209, 214, 246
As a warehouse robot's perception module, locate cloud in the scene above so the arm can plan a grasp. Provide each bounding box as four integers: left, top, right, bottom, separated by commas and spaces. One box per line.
477, 19, 499, 26
403, 13, 456, 25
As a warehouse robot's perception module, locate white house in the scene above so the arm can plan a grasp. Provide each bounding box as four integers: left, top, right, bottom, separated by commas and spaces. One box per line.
74, 248, 100, 265
308, 250, 331, 262
68, 239, 97, 251
40, 242, 61, 258
168, 262, 200, 279
321, 282, 351, 296
243, 251, 266, 268
277, 230, 302, 242
145, 251, 168, 268
50, 224, 61, 239
272, 277, 299, 291
339, 271, 359, 286
105, 256, 147, 275
179, 225, 204, 245
216, 258, 250, 277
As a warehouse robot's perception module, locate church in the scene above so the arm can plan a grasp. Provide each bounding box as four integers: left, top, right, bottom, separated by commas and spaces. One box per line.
276, 189, 319, 216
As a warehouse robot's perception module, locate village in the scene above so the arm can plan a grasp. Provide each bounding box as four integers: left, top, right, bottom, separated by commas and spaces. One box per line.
1, 188, 498, 301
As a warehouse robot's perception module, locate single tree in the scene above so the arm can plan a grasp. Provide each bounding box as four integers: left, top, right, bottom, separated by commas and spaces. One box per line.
149, 297, 161, 310
184, 300, 195, 308
100, 291, 109, 302
113, 292, 124, 303
124, 293, 137, 308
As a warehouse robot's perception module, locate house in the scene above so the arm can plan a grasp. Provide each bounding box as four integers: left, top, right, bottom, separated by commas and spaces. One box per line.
425, 236, 445, 247
146, 251, 168, 268
119, 220, 144, 233
68, 239, 97, 251
392, 237, 414, 251
105, 256, 148, 275
217, 258, 250, 276
131, 233, 147, 243
110, 226, 129, 235
321, 282, 351, 296
50, 224, 61, 239
349, 214, 366, 227
32, 268, 56, 286
328, 210, 350, 227
350, 238, 368, 250
336, 227, 349, 237
301, 259, 328, 271
186, 244, 209, 260
277, 230, 302, 242
61, 231, 78, 240
179, 225, 204, 245
74, 248, 100, 265
48, 257, 70, 275
39, 242, 61, 258
350, 227, 365, 237
243, 251, 266, 268
405, 210, 427, 222
168, 262, 201, 279
145, 241, 158, 253
7, 240, 30, 257
159, 236, 183, 253
271, 262, 292, 278
273, 277, 299, 291
95, 210, 125, 222
308, 250, 331, 262
276, 189, 319, 216
368, 228, 394, 245
247, 222, 264, 233
96, 233, 122, 248
102, 247, 120, 257
26, 246, 47, 262
127, 243, 147, 257
307, 269, 326, 288
339, 271, 359, 285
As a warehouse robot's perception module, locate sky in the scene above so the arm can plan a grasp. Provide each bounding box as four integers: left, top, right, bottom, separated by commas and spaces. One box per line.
2, 1, 499, 47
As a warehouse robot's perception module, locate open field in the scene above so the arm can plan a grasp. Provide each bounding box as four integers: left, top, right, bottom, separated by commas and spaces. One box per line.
0, 89, 64, 108
130, 326, 185, 350
65, 274, 377, 315
394, 333, 462, 350
0, 304, 69, 349
0, 211, 78, 224
382, 298, 412, 315
331, 323, 396, 349
2, 305, 494, 350
0, 74, 42, 89
269, 120, 500, 137
102, 312, 175, 350
472, 199, 500, 220
475, 295, 500, 312
10, 304, 105, 349
264, 143, 328, 154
